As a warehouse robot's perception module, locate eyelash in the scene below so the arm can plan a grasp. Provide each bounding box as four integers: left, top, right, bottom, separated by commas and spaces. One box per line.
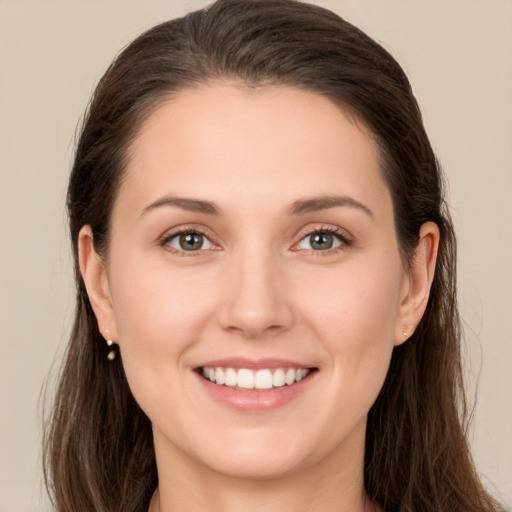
160, 225, 352, 256
294, 226, 352, 255
161, 227, 214, 257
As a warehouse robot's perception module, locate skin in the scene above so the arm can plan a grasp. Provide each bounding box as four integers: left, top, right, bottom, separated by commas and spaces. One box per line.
79, 83, 439, 512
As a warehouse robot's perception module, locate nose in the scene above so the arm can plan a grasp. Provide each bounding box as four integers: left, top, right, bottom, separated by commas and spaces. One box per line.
218, 250, 295, 340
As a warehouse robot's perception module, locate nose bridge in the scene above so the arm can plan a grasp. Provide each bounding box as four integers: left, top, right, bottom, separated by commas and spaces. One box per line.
219, 239, 293, 338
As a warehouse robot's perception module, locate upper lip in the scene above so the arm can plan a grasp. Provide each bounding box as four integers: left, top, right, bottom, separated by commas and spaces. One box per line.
196, 357, 314, 370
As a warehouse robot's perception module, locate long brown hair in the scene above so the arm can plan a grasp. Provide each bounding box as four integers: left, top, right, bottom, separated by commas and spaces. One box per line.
43, 1, 504, 511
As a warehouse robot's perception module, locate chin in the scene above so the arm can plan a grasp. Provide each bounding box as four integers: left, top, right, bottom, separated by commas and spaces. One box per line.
200, 450, 312, 481
180, 424, 346, 482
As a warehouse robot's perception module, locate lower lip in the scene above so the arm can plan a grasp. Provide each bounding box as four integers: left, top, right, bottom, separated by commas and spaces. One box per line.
195, 371, 316, 412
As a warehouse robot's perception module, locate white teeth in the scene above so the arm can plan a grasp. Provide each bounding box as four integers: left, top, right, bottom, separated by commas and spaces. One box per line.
225, 367, 237, 386
255, 369, 273, 390
237, 369, 255, 389
215, 367, 225, 385
295, 368, 309, 382
272, 368, 286, 387
201, 366, 311, 389
285, 368, 296, 385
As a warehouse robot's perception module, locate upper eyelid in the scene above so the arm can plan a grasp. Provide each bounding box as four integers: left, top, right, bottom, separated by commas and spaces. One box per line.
161, 225, 213, 242
160, 224, 352, 241
294, 224, 352, 242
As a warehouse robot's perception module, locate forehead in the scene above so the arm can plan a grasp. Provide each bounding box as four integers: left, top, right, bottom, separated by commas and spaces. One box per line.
119, 82, 390, 217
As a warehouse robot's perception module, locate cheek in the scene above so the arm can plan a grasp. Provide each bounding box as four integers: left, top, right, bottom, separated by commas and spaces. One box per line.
298, 255, 403, 396
302, 254, 402, 339
109, 257, 216, 366
108, 261, 218, 424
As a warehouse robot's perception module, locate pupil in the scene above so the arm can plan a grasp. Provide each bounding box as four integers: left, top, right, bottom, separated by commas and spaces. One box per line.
180, 233, 203, 251
311, 233, 333, 250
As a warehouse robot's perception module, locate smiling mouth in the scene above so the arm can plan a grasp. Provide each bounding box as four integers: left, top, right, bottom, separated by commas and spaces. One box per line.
199, 366, 316, 390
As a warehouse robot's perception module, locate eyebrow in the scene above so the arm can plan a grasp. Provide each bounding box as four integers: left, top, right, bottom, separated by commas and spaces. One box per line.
290, 195, 374, 218
141, 194, 373, 219
141, 195, 220, 216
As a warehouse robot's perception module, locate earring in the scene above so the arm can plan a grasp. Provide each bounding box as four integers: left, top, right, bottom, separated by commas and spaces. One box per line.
106, 340, 116, 361
105, 330, 116, 361
402, 326, 408, 337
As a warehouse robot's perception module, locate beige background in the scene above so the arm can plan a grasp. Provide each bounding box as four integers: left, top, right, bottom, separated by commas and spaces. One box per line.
1, 1, 511, 510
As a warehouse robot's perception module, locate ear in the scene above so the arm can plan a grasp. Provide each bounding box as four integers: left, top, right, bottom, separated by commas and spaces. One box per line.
394, 221, 440, 346
78, 225, 118, 341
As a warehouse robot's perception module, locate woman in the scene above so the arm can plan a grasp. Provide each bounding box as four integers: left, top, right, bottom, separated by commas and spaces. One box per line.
43, 1, 504, 511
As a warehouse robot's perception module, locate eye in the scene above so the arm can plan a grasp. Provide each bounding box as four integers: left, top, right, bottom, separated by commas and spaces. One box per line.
164, 231, 214, 252
296, 229, 348, 251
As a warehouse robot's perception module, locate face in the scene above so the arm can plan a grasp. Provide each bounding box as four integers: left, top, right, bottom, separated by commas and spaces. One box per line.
84, 83, 425, 481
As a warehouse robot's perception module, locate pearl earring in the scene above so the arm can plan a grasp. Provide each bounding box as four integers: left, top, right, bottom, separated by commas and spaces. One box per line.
105, 329, 116, 361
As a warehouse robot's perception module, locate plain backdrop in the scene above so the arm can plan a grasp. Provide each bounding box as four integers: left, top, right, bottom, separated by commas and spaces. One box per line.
1, 1, 511, 510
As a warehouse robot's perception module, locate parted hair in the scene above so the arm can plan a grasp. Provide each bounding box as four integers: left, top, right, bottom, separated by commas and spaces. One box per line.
43, 1, 503, 511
